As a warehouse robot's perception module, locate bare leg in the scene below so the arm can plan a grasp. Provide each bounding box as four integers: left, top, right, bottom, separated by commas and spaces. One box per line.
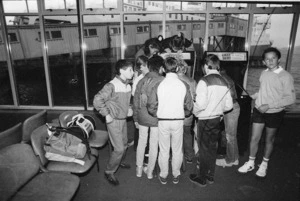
263, 127, 277, 159
249, 123, 265, 157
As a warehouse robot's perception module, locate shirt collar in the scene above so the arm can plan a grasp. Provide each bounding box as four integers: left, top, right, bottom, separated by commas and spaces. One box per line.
207, 69, 220, 75
116, 75, 129, 85
165, 72, 179, 78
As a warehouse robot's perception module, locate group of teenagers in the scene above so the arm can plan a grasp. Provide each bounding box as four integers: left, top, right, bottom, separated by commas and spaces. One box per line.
93, 45, 296, 187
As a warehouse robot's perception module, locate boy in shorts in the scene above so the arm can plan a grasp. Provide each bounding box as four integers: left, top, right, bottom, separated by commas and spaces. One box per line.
238, 47, 296, 177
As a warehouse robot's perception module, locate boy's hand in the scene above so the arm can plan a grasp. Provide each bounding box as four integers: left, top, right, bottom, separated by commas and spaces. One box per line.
258, 104, 269, 113
106, 114, 113, 124
127, 106, 133, 117
134, 122, 139, 129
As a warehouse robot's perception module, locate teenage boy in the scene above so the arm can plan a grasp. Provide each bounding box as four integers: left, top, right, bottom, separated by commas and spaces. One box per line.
148, 57, 193, 185
93, 60, 134, 186
189, 54, 233, 187
133, 55, 165, 179
176, 61, 197, 163
238, 47, 295, 178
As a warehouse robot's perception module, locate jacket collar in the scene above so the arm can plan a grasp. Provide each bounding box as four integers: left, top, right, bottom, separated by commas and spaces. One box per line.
116, 75, 129, 85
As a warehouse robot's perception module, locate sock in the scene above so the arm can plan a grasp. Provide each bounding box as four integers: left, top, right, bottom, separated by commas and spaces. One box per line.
248, 156, 255, 166
261, 157, 269, 167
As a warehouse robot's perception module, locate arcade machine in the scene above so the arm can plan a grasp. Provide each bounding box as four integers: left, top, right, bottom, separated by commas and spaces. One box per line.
206, 51, 252, 156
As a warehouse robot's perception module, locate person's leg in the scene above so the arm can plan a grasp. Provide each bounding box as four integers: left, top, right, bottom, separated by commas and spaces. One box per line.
158, 121, 171, 179
198, 120, 210, 181
264, 127, 277, 159
171, 120, 184, 178
136, 125, 149, 176
205, 118, 220, 181
147, 126, 159, 179
183, 124, 194, 162
106, 120, 126, 174
224, 103, 240, 163
134, 127, 139, 151
238, 122, 264, 173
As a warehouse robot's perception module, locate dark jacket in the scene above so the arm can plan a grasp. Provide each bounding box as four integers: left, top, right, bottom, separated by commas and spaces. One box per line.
133, 72, 164, 127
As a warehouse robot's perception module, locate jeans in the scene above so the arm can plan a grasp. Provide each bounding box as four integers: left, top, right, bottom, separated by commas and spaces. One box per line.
197, 117, 220, 180
136, 125, 159, 173
105, 119, 128, 174
183, 125, 194, 160
224, 102, 240, 163
158, 120, 183, 178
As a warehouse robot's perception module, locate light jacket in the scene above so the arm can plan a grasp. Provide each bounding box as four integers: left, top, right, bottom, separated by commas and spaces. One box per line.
93, 76, 131, 119
148, 73, 193, 120
194, 70, 233, 120
178, 73, 197, 126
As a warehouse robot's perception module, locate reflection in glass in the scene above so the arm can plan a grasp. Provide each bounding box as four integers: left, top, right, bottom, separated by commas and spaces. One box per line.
247, 14, 293, 96
124, 0, 163, 11
0, 22, 14, 105
124, 14, 162, 61
45, 0, 76, 10
85, 0, 118, 10
44, 15, 83, 106
4, 16, 48, 105
290, 19, 300, 110
166, 1, 206, 11
3, 0, 38, 13
207, 14, 248, 52
83, 15, 121, 106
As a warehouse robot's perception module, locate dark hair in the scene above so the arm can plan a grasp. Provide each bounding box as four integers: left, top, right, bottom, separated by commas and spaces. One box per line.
262, 47, 281, 60
164, 57, 178, 73
144, 38, 161, 57
115, 59, 133, 75
135, 55, 148, 71
148, 55, 164, 73
204, 54, 220, 70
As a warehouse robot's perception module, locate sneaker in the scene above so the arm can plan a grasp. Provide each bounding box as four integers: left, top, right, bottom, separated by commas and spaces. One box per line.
238, 161, 255, 173
147, 171, 153, 179
256, 163, 267, 178
206, 176, 214, 185
173, 175, 180, 184
189, 174, 207, 187
136, 166, 143, 177
104, 173, 119, 186
216, 159, 239, 168
128, 141, 134, 147
158, 176, 167, 185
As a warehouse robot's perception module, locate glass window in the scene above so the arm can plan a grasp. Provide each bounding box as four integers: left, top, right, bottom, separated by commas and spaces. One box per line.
166, 1, 206, 11
208, 14, 248, 52
45, 0, 76, 10
0, 22, 14, 105
51, 30, 62, 39
44, 15, 82, 106
5, 16, 48, 105
3, 0, 38, 13
289, 18, 300, 111
193, 24, 201, 30
177, 24, 186, 31
83, 15, 121, 106
124, 14, 162, 60
124, 1, 163, 11
8, 33, 18, 42
247, 14, 293, 97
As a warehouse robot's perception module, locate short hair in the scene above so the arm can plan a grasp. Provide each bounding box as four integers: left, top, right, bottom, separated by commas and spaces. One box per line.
144, 38, 161, 56
115, 59, 133, 75
164, 57, 178, 73
135, 55, 148, 71
204, 54, 220, 70
177, 59, 188, 74
148, 55, 164, 73
262, 47, 281, 60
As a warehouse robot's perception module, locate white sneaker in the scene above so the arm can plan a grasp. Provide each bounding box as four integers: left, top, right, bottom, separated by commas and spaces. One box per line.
238, 161, 255, 173
216, 159, 239, 168
256, 163, 267, 177
147, 171, 153, 179
136, 166, 143, 177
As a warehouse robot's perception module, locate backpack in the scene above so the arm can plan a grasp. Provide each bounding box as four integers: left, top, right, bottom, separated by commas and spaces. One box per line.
44, 114, 95, 161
